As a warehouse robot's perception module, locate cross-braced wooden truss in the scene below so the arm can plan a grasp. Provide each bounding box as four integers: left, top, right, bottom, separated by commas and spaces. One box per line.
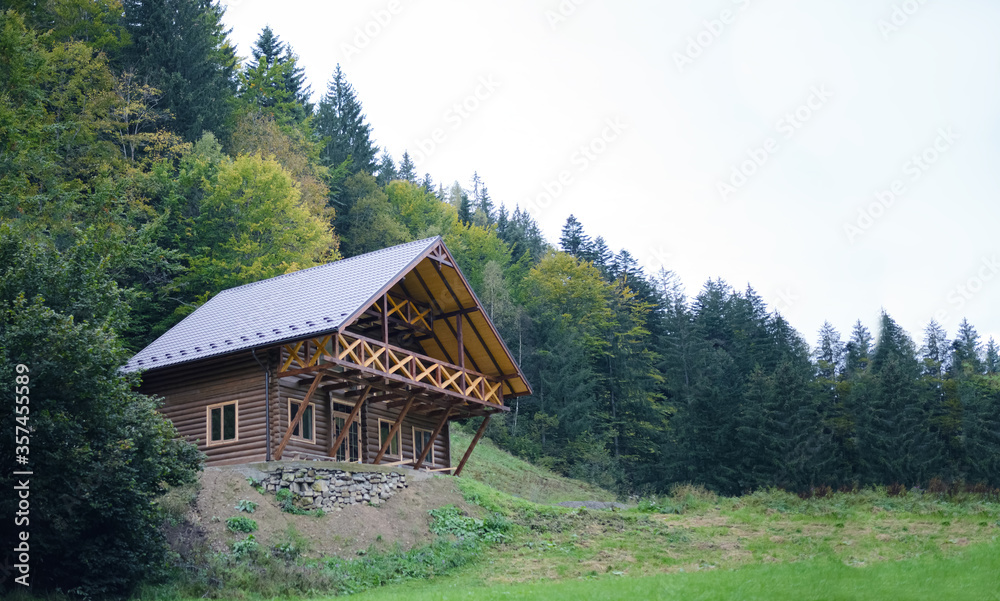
278, 330, 504, 407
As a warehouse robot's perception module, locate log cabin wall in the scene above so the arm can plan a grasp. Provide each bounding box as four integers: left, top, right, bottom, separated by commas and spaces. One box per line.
363, 402, 451, 468
275, 372, 333, 461
138, 351, 269, 466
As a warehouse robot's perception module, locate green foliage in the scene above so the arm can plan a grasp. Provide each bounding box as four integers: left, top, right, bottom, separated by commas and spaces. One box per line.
226, 515, 259, 534
274, 486, 324, 516
119, 0, 237, 141
0, 223, 202, 598
429, 506, 511, 543
235, 499, 258, 514
231, 534, 260, 561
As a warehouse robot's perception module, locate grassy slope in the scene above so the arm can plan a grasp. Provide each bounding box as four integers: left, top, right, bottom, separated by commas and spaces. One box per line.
450, 427, 616, 504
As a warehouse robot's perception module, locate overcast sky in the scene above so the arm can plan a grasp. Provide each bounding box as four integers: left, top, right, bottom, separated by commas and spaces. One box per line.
220, 0, 1000, 350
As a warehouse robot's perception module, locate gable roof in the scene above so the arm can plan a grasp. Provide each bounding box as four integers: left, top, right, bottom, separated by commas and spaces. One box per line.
124, 237, 439, 373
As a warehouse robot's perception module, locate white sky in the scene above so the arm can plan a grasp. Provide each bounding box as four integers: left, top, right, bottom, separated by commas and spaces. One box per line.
220, 0, 1000, 350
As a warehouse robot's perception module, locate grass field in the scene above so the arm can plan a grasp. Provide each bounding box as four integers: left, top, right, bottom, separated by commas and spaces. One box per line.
347, 540, 1000, 601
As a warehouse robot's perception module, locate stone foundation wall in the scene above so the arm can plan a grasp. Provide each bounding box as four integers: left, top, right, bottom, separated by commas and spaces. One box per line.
262, 466, 407, 510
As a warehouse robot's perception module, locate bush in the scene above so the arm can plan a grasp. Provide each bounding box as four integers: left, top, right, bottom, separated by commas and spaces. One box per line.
231, 535, 260, 560
0, 220, 204, 597
429, 505, 511, 543
235, 499, 258, 513
226, 516, 258, 534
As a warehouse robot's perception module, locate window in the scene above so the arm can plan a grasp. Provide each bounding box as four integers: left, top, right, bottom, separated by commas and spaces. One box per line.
207, 401, 238, 446
332, 401, 362, 463
288, 399, 315, 443
378, 419, 401, 458
413, 427, 434, 465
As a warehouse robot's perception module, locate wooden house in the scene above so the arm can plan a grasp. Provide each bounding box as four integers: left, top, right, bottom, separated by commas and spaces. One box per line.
125, 237, 531, 473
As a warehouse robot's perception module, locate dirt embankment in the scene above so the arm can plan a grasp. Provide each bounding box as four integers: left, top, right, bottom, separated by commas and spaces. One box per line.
170, 464, 477, 558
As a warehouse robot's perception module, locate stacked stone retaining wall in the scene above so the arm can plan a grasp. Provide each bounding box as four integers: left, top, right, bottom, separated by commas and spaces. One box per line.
261, 466, 407, 510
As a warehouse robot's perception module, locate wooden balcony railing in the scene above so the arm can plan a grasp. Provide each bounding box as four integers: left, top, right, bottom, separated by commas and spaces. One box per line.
277, 330, 503, 406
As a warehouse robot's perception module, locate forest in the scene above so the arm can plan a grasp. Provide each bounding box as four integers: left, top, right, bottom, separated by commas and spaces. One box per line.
2, 2, 1000, 594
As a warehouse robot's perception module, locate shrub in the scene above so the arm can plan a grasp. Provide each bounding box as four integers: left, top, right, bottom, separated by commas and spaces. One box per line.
236, 499, 258, 513
429, 505, 511, 543
232, 535, 260, 560
226, 516, 258, 534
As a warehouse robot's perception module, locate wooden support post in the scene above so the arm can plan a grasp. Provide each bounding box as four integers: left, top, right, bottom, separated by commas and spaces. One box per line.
274, 373, 325, 460
457, 313, 466, 393
412, 407, 452, 470
328, 385, 370, 459
382, 294, 389, 346
455, 414, 490, 477
373, 395, 415, 464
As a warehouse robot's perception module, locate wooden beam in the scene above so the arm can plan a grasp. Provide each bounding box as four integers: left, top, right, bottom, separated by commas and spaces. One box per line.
328, 385, 370, 458
413, 407, 452, 470
382, 294, 389, 346
455, 415, 490, 477
438, 306, 480, 320
274, 373, 325, 460
373, 395, 415, 464
429, 261, 491, 376
405, 271, 460, 366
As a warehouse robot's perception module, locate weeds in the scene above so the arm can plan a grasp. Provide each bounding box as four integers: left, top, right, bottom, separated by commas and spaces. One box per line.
225, 516, 258, 534
429, 505, 511, 543
235, 499, 258, 513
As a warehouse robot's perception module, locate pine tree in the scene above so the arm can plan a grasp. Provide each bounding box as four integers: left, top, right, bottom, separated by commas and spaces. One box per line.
120, 0, 237, 141
559, 214, 592, 260
985, 338, 999, 374
448, 182, 472, 224
844, 320, 873, 376
815, 322, 844, 380
921, 320, 950, 378
474, 185, 496, 227
398, 151, 417, 183
591, 236, 613, 275
375, 151, 397, 185
239, 27, 311, 125
315, 64, 378, 173
871, 311, 919, 377
951, 318, 983, 375
420, 172, 434, 192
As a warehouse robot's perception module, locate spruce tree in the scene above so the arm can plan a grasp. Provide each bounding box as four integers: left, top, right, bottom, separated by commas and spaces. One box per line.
985, 338, 999, 374
120, 0, 237, 141
315, 64, 378, 173
951, 318, 983, 375
398, 150, 417, 183
559, 214, 592, 260
844, 320, 873, 376
239, 26, 311, 125
375, 150, 397, 185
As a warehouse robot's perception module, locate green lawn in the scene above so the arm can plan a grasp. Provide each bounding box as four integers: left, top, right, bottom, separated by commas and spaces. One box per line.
348, 541, 1000, 601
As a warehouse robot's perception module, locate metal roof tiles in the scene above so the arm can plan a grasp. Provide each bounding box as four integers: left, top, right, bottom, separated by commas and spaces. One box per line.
123, 236, 440, 373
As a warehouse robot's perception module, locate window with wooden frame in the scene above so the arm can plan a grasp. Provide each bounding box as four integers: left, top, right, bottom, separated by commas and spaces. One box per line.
206, 400, 239, 446
332, 399, 362, 463
413, 427, 434, 465
288, 399, 316, 444
378, 418, 401, 458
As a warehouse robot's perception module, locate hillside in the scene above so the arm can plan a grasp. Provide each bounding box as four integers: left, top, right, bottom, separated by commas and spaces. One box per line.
150, 436, 1000, 600
449, 427, 617, 504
